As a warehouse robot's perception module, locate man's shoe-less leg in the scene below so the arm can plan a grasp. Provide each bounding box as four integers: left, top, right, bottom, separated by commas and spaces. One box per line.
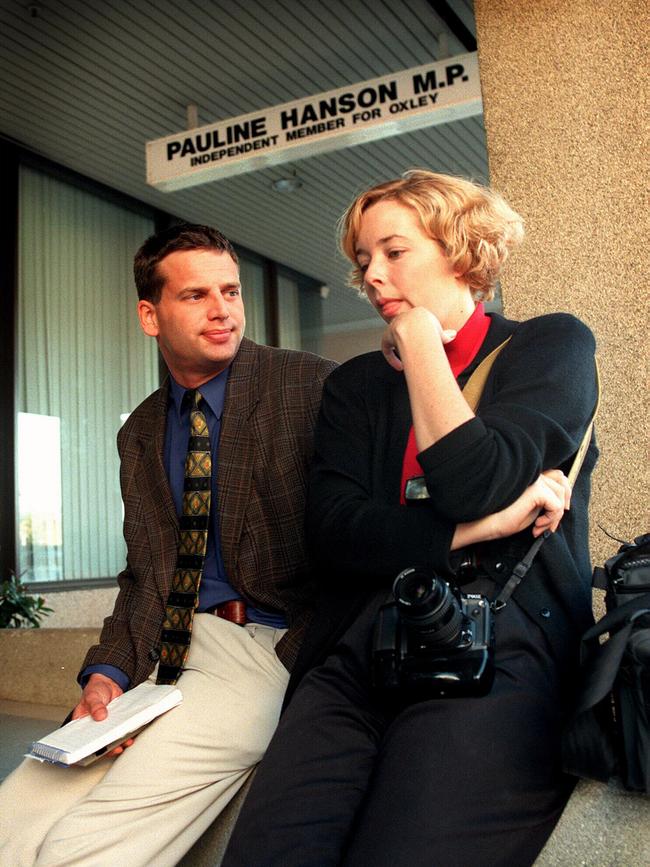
0, 752, 111, 866
3, 615, 288, 867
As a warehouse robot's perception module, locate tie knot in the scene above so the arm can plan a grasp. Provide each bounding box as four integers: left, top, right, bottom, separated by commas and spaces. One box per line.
185, 389, 203, 410
188, 390, 209, 440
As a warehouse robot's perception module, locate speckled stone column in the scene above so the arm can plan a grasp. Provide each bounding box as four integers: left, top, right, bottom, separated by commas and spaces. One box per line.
475, 0, 648, 564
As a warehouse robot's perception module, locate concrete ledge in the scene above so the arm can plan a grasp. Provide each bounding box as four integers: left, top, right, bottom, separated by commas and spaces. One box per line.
0, 698, 66, 721
536, 778, 650, 865
177, 778, 252, 867
0, 627, 100, 708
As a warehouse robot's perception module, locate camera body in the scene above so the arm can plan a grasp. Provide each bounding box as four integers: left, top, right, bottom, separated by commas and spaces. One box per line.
372, 567, 495, 699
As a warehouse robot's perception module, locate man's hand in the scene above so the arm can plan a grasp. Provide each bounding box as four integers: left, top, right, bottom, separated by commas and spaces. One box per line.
71, 673, 135, 756
72, 673, 123, 721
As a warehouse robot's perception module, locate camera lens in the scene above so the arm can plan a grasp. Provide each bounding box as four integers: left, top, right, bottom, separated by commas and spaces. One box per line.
393, 568, 463, 647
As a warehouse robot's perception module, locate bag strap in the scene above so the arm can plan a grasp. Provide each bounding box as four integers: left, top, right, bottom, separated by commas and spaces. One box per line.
463, 342, 600, 483
461, 337, 511, 411
567, 358, 600, 488
491, 358, 601, 612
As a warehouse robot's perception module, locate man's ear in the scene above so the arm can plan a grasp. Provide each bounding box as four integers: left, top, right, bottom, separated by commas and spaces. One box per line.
137, 300, 159, 337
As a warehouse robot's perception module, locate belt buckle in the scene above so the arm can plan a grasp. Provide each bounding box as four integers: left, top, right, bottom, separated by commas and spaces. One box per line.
216, 600, 247, 625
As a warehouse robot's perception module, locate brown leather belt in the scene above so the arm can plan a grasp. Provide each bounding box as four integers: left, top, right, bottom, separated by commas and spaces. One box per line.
205, 600, 247, 625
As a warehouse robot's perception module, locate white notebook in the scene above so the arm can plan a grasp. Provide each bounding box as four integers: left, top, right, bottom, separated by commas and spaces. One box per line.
27, 681, 183, 767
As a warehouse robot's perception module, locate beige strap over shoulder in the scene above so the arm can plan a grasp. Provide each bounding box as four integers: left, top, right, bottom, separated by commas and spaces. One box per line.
461, 335, 600, 488
461, 337, 511, 412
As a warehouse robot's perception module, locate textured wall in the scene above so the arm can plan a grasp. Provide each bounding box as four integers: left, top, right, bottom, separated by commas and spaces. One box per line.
41, 587, 119, 629
475, 0, 648, 564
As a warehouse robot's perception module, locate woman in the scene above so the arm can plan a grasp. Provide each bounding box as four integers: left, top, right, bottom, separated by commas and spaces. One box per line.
223, 171, 599, 866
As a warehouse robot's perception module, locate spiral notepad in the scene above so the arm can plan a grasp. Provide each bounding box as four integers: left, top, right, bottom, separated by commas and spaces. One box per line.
28, 681, 182, 766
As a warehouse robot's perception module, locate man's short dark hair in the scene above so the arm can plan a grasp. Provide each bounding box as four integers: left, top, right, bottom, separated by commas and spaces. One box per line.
134, 223, 239, 303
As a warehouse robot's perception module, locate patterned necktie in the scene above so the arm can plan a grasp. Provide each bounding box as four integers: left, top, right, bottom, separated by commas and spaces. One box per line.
157, 389, 211, 684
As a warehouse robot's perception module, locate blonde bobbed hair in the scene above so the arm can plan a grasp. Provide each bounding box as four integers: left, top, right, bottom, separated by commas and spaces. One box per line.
339, 169, 524, 301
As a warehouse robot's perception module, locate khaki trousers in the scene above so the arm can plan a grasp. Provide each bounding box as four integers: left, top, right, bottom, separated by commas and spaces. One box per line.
0, 615, 289, 867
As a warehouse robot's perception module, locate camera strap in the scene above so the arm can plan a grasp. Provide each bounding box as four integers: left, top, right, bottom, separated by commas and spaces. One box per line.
490, 532, 549, 612
491, 361, 601, 612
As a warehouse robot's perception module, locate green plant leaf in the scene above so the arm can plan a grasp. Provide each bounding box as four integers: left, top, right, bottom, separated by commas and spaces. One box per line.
0, 572, 53, 628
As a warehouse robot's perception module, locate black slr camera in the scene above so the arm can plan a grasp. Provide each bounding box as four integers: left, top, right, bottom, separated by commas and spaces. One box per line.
371, 567, 495, 699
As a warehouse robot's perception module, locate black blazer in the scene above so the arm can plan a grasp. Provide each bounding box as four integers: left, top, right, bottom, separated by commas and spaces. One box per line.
286, 312, 599, 703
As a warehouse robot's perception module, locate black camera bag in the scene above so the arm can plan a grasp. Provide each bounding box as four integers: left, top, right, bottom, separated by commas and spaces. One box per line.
562, 533, 650, 792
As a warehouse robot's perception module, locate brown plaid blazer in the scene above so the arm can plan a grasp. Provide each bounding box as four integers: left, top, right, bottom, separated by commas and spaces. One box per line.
81, 338, 337, 685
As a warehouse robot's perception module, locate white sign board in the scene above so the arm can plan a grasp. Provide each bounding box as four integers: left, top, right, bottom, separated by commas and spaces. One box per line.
147, 52, 482, 192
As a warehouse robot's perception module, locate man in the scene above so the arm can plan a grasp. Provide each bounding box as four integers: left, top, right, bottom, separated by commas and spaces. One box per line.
0, 224, 336, 866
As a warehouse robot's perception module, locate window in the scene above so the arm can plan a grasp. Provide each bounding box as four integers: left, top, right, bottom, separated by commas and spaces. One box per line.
238, 255, 268, 344
17, 166, 158, 582
276, 267, 323, 354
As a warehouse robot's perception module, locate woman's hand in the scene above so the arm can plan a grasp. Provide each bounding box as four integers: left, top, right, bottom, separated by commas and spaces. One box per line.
452, 470, 571, 549
381, 307, 457, 372
381, 306, 473, 449
497, 469, 571, 538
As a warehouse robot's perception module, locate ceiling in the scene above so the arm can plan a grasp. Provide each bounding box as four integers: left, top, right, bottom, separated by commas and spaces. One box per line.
0, 0, 486, 331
